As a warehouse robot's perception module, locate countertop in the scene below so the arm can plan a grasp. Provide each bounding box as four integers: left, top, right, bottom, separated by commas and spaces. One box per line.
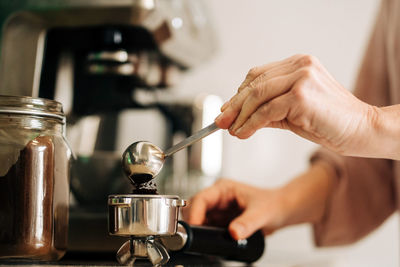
1, 252, 253, 267
0, 250, 338, 267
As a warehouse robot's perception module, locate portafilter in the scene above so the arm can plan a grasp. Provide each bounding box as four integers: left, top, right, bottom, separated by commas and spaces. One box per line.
108, 194, 265, 266
109, 194, 185, 265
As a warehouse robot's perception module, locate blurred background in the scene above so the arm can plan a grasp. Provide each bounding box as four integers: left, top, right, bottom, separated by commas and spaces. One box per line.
173, 0, 399, 266
1, 0, 397, 265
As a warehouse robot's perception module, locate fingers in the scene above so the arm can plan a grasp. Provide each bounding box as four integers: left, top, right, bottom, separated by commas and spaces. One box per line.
238, 54, 305, 93
220, 63, 278, 112
229, 70, 302, 133
217, 58, 312, 132
216, 75, 289, 131
186, 180, 282, 240
185, 183, 224, 225
228, 208, 267, 240
220, 55, 303, 112
215, 87, 253, 129
235, 92, 293, 139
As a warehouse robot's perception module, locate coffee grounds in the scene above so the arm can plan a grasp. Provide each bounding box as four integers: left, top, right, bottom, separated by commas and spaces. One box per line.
0, 135, 69, 260
128, 173, 158, 194
131, 180, 158, 195
0, 136, 54, 257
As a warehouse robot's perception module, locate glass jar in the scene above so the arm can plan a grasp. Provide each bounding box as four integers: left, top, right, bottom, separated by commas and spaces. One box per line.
0, 95, 72, 261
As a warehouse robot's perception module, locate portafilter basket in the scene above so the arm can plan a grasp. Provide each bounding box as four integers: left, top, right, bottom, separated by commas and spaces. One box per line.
108, 195, 186, 237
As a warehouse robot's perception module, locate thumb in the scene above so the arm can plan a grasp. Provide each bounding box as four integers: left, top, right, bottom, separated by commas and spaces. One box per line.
228, 208, 265, 240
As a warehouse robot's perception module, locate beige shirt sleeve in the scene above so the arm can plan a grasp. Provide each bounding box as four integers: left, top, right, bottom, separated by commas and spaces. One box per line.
311, 0, 396, 246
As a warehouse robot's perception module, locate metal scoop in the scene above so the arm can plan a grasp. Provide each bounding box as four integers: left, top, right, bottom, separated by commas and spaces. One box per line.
122, 122, 219, 182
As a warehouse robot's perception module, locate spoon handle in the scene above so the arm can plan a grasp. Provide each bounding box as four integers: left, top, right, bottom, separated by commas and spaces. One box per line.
164, 122, 220, 158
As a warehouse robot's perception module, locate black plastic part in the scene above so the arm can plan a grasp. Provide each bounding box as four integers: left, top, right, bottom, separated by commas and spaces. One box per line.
178, 221, 265, 263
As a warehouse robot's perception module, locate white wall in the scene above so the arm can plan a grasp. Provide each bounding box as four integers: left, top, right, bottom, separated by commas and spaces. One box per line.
175, 0, 399, 266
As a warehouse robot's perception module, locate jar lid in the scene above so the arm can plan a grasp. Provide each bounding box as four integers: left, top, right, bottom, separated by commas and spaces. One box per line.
0, 95, 65, 122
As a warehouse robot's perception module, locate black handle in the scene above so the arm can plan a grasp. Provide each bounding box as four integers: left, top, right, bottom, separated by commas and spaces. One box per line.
178, 221, 265, 263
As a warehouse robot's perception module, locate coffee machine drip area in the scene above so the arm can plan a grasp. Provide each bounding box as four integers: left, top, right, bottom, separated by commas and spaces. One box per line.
0, 0, 265, 265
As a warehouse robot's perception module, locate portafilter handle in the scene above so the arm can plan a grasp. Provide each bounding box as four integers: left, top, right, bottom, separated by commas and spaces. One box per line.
161, 221, 265, 263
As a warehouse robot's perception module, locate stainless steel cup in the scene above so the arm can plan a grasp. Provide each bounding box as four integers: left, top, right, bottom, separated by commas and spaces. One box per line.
108, 195, 186, 237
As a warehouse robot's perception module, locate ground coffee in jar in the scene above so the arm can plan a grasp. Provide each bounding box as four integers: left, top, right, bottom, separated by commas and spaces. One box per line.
0, 95, 72, 261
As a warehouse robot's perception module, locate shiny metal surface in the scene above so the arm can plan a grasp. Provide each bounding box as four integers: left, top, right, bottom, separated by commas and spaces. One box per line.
116, 240, 136, 265
160, 223, 188, 251
164, 122, 219, 157
108, 195, 186, 237
116, 239, 170, 266
0, 0, 216, 97
122, 122, 220, 181
146, 239, 170, 266
122, 141, 165, 180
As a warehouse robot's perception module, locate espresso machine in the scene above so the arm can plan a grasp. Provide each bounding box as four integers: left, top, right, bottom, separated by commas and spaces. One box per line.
0, 0, 265, 264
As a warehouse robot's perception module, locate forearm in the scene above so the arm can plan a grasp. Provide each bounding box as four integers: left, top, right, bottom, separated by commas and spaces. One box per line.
278, 161, 337, 227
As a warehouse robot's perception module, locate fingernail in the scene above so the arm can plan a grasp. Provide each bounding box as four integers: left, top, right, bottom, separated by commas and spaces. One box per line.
235, 127, 243, 136
229, 125, 237, 134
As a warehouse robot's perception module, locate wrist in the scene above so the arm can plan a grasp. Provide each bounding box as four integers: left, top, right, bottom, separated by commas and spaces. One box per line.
369, 104, 400, 160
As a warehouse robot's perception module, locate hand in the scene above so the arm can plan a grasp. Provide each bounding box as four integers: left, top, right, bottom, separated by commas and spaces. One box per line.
183, 163, 336, 240
215, 54, 379, 157
183, 178, 288, 240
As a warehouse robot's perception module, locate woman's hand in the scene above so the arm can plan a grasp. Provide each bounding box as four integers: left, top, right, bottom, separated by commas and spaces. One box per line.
183, 162, 335, 240
183, 178, 288, 240
216, 54, 380, 157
